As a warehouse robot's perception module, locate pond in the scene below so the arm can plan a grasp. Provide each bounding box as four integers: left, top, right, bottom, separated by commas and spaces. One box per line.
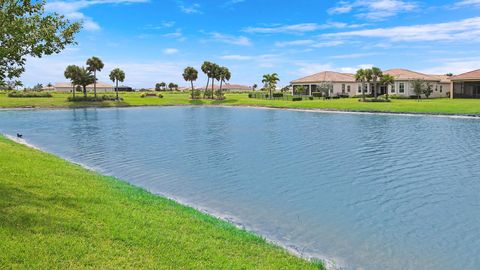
1, 106, 479, 270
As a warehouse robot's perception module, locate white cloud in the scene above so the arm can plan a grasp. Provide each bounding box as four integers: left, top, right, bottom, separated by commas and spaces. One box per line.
209, 32, 252, 46
455, 0, 480, 7
46, 0, 148, 31
328, 0, 417, 20
163, 48, 179, 55
329, 53, 379, 59
275, 40, 315, 47
296, 63, 333, 76
243, 22, 360, 34
420, 57, 480, 75
220, 55, 253, 60
275, 39, 344, 48
178, 2, 201, 14
324, 17, 480, 42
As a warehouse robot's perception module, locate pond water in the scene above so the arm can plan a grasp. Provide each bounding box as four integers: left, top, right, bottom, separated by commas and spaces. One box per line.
1, 106, 479, 270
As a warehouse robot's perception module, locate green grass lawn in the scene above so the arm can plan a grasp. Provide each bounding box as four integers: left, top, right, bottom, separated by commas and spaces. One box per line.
0, 135, 323, 269
1, 91, 480, 115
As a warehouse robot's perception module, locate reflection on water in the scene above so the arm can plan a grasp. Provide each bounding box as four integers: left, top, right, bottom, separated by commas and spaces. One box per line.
1, 107, 480, 270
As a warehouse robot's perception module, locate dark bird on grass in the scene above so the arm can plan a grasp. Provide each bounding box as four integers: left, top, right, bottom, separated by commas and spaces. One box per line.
17, 133, 23, 138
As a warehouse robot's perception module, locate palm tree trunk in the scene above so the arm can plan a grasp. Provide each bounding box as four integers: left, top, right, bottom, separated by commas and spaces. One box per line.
203, 77, 209, 98
72, 84, 75, 99
211, 79, 215, 99
219, 79, 223, 100
83, 85, 87, 98
385, 84, 389, 101
93, 70, 97, 98
116, 80, 119, 101
362, 82, 366, 102
191, 81, 194, 99
374, 81, 377, 99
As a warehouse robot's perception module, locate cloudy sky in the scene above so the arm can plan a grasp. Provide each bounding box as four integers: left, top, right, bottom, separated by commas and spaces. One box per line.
20, 0, 480, 88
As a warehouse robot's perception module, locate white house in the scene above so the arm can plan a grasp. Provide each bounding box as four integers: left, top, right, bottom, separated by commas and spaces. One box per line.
54, 82, 114, 93
291, 69, 452, 98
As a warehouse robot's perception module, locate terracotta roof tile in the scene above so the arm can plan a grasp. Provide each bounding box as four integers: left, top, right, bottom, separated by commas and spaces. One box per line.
451, 69, 480, 80
291, 71, 356, 83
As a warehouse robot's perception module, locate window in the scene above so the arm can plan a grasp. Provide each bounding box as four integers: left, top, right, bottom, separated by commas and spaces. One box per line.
440, 85, 443, 93
342, 84, 345, 93
347, 85, 351, 92
358, 85, 362, 93
399, 83, 405, 93
330, 88, 333, 94
391, 84, 395, 93
435, 85, 438, 92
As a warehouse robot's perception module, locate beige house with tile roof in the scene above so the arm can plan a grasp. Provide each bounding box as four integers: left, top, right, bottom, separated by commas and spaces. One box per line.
450, 69, 480, 98
291, 69, 452, 98
54, 82, 114, 93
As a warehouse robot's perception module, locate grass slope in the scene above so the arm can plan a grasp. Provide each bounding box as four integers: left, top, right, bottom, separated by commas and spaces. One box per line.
2, 92, 480, 115
0, 136, 322, 270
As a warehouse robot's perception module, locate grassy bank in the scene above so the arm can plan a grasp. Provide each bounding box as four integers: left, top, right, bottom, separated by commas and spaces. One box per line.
0, 135, 322, 269
1, 91, 480, 115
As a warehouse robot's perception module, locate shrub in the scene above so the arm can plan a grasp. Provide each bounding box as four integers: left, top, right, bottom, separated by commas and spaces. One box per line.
67, 95, 121, 102
8, 91, 52, 98
359, 98, 391, 103
192, 90, 202, 99
309, 96, 314, 100
272, 93, 283, 98
140, 93, 146, 98
312, 92, 322, 98
248, 93, 253, 98
292, 97, 302, 101
157, 93, 163, 98
389, 94, 410, 99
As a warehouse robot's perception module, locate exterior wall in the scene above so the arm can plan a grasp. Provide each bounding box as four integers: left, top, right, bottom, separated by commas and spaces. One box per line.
293, 80, 451, 98
55, 86, 114, 92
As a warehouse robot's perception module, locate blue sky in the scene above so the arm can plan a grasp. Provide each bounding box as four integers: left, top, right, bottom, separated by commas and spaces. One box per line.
21, 0, 480, 88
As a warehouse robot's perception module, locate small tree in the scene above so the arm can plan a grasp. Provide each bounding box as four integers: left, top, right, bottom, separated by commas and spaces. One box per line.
411, 79, 425, 101
217, 66, 231, 99
64, 65, 81, 98
72, 67, 95, 98
262, 73, 280, 99
252, 84, 258, 91
355, 69, 367, 102
155, 83, 162, 91
380, 74, 395, 101
109, 68, 125, 101
32, 83, 43, 91
183, 67, 199, 99
168, 82, 176, 91
295, 85, 305, 95
423, 82, 433, 99
371, 67, 383, 99
86, 56, 104, 98
201, 61, 213, 98
318, 82, 333, 97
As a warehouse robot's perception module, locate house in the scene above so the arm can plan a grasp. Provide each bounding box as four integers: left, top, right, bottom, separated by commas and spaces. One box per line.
450, 69, 480, 98
196, 83, 251, 92
290, 69, 452, 98
54, 82, 114, 93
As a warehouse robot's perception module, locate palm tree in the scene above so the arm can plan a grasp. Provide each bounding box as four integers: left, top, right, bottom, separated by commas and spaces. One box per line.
218, 66, 231, 98
86, 56, 104, 98
355, 69, 367, 102
262, 73, 280, 99
201, 61, 213, 98
109, 68, 125, 101
371, 67, 383, 99
72, 67, 95, 98
252, 84, 257, 91
210, 63, 220, 99
183, 66, 198, 99
380, 74, 395, 101
64, 65, 81, 99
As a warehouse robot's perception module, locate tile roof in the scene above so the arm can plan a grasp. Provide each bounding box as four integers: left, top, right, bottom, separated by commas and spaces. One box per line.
451, 69, 480, 80
383, 69, 438, 81
291, 71, 356, 84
